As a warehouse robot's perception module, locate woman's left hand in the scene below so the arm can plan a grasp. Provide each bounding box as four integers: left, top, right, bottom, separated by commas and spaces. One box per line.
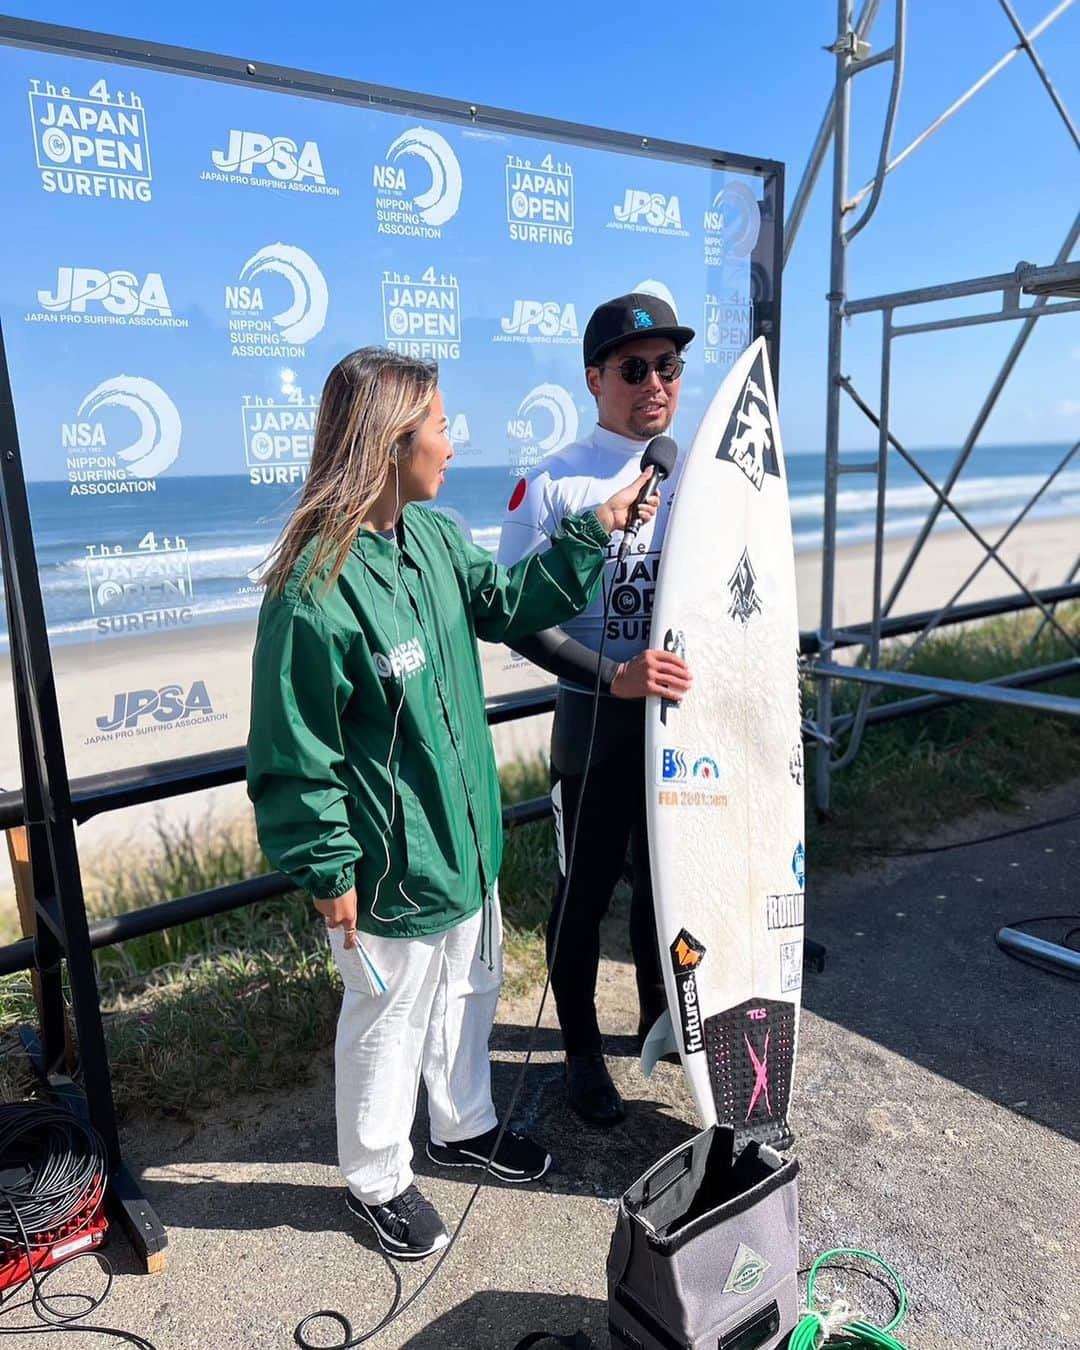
596, 470, 661, 536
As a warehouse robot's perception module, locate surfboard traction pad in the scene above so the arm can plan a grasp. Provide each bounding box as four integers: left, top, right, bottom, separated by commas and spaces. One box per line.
704, 998, 797, 1153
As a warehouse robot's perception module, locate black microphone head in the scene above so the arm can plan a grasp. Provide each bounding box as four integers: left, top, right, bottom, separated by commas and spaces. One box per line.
641, 435, 678, 479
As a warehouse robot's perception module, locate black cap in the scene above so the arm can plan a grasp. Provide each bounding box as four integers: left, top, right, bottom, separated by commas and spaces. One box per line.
583, 292, 695, 367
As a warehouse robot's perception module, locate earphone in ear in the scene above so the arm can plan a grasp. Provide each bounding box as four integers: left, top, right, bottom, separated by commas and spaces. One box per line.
389, 443, 399, 463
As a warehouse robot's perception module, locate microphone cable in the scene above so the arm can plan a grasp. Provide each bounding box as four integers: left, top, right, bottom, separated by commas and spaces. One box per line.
295, 510, 640, 1349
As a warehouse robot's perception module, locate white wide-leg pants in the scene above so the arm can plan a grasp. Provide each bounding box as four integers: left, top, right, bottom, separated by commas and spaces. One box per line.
329, 894, 502, 1205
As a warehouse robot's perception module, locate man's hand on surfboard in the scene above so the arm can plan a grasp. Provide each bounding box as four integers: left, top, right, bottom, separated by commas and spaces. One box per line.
594, 470, 661, 537
611, 648, 693, 701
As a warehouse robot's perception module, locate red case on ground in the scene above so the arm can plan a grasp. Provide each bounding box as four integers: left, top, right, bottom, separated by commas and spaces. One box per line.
0, 1177, 108, 1292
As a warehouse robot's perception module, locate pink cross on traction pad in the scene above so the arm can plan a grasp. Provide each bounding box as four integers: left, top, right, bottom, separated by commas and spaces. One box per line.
744, 1029, 773, 1119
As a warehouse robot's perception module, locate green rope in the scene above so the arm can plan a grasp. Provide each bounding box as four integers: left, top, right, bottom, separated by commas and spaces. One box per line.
789, 1249, 910, 1350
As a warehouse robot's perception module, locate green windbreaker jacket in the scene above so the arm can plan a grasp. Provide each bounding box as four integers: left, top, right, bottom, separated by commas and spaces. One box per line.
246, 503, 609, 937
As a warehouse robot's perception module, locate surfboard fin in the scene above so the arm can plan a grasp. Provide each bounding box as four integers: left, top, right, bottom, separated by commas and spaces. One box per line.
639, 1008, 678, 1078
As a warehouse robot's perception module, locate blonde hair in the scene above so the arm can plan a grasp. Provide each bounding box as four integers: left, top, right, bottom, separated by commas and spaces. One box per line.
262, 346, 438, 597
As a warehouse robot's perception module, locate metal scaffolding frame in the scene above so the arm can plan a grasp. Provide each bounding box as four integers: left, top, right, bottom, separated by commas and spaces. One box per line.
786, 0, 1080, 829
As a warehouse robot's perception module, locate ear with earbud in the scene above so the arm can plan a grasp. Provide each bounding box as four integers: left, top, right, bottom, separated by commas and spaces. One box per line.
389, 444, 399, 463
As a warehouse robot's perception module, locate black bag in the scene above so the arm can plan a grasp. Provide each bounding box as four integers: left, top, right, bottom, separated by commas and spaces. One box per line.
606, 1125, 799, 1350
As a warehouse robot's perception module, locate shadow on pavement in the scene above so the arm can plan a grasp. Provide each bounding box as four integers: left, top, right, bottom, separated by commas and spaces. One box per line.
398, 1289, 607, 1350
800, 798, 1080, 1142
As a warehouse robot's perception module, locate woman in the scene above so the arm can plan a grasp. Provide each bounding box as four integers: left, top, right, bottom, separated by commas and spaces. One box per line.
247, 347, 657, 1261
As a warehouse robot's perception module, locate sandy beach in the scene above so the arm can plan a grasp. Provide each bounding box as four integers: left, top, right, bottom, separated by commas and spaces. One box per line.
0, 514, 1076, 904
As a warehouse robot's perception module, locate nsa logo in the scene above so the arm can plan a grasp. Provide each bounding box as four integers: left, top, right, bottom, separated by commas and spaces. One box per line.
507, 383, 578, 476
374, 126, 462, 237
722, 1242, 771, 1296
727, 548, 762, 625
63, 375, 182, 492
225, 243, 328, 359
715, 350, 779, 490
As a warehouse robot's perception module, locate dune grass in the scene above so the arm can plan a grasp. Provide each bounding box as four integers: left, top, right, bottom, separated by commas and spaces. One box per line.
0, 603, 1077, 1116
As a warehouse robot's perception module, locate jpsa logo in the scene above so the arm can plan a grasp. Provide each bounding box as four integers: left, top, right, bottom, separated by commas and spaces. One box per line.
97, 680, 213, 731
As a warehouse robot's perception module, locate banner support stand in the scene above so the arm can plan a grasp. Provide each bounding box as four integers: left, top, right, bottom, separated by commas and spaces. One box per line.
0, 321, 167, 1273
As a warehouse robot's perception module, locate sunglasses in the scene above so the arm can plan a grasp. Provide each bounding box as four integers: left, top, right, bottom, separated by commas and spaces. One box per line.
597, 354, 686, 385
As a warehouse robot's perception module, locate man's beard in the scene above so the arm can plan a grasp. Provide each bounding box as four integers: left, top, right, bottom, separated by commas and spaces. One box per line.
628, 404, 675, 439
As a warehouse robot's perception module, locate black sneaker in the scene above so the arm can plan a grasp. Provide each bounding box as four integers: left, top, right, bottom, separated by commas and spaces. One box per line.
427, 1125, 551, 1183
345, 1184, 449, 1261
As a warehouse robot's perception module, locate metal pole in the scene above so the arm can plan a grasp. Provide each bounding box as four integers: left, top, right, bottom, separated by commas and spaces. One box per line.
814, 0, 855, 814
881, 211, 1080, 614
838, 378, 1080, 654
846, 0, 1076, 210
843, 0, 907, 242
996, 927, 1080, 978
828, 308, 895, 774
997, 0, 1080, 151
783, 0, 883, 264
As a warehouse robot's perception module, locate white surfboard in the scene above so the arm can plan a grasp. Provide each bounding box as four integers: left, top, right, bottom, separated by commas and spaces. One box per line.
644, 338, 804, 1150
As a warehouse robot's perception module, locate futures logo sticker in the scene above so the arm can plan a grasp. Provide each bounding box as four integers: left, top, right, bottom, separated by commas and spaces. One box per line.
728, 549, 762, 625
715, 350, 779, 491
670, 929, 705, 1055
722, 1242, 771, 1296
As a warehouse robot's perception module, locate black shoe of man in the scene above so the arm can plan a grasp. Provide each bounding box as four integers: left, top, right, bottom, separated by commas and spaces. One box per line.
565, 1053, 625, 1127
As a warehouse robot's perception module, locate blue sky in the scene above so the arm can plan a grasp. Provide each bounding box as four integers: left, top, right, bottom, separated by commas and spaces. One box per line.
6, 1, 1078, 451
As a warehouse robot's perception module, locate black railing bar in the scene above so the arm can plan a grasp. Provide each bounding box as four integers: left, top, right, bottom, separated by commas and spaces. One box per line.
2, 578, 1077, 831
0, 794, 556, 978
0, 687, 560, 831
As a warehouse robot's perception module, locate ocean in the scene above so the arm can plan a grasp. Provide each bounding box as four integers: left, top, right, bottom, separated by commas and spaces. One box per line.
11, 441, 1080, 648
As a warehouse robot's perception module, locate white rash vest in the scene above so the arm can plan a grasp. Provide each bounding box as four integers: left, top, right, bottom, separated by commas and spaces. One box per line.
497, 423, 684, 672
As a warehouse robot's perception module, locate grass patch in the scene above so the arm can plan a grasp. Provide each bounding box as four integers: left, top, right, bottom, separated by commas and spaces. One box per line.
1, 606, 1077, 1116
0, 762, 560, 1117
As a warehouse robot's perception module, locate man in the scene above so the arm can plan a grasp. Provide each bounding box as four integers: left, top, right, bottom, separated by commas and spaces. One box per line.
497, 292, 694, 1126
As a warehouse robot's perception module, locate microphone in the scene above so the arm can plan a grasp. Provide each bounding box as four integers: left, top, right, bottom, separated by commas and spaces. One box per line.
617, 435, 678, 562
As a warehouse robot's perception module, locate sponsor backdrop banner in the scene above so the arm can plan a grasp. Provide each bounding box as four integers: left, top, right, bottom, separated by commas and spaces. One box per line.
0, 27, 780, 775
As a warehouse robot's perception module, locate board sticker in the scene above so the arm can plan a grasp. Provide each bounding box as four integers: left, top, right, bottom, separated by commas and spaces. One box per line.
660, 627, 686, 725
727, 548, 762, 625
791, 841, 806, 889
780, 941, 802, 993
669, 929, 706, 1055
765, 892, 804, 930
714, 348, 780, 490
